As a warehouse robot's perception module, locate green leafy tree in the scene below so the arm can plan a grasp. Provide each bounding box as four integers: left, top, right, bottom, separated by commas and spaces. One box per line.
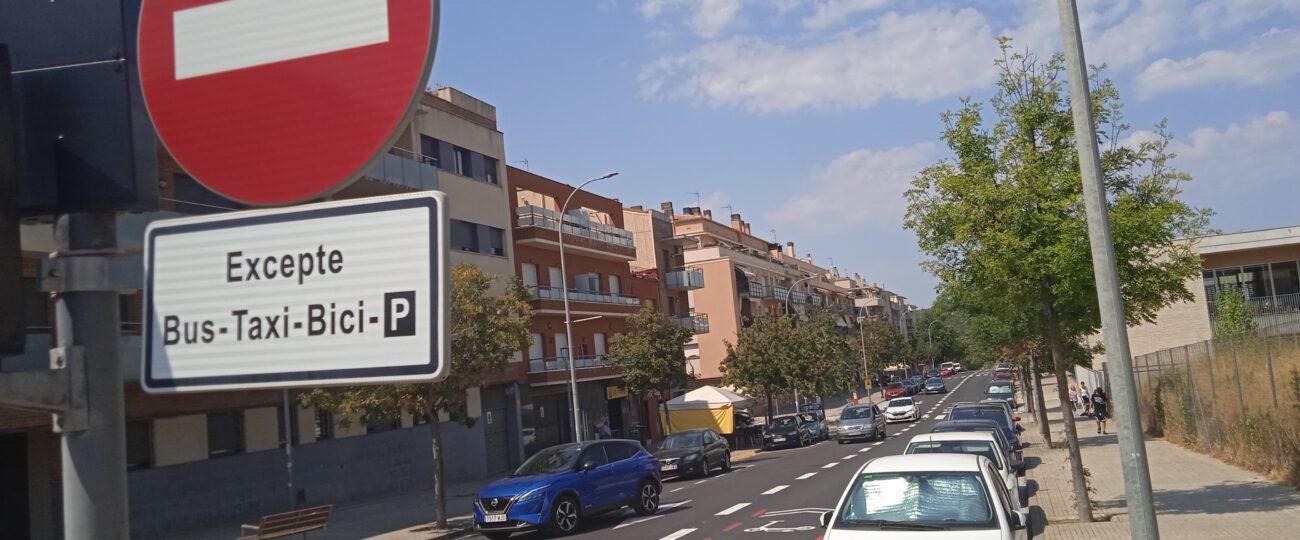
300, 264, 532, 528
1213, 287, 1256, 340
608, 305, 696, 436
721, 315, 800, 422
853, 315, 911, 391
905, 40, 1208, 521
788, 309, 856, 401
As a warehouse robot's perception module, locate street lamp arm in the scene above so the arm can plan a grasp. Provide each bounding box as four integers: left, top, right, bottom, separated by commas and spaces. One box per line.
784, 275, 817, 317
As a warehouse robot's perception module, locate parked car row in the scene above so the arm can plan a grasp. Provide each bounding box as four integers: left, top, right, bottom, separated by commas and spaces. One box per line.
762, 410, 830, 449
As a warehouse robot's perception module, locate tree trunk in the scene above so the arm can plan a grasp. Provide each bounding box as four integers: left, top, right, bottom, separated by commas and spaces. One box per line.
426, 388, 448, 529
1044, 302, 1093, 522
764, 388, 773, 424
1031, 353, 1052, 447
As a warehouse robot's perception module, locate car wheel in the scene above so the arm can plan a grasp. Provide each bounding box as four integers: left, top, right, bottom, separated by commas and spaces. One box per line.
548, 496, 581, 536
837, 438, 845, 444
700, 456, 711, 477
483, 532, 512, 540
721, 451, 732, 472
632, 480, 660, 516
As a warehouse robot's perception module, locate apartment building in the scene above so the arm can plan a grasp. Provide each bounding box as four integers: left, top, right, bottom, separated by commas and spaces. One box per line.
509, 167, 660, 453
835, 273, 915, 339
661, 205, 856, 384
0, 88, 522, 538
622, 204, 709, 336
1094, 225, 1300, 366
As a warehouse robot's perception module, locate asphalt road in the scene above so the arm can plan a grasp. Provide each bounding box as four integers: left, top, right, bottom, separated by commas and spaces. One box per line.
468, 370, 990, 540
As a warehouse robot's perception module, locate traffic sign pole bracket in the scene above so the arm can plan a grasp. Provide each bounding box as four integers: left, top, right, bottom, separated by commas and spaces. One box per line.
0, 346, 88, 432
40, 250, 142, 293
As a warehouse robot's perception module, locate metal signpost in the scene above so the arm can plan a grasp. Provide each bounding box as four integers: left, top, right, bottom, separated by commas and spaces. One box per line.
142, 192, 449, 392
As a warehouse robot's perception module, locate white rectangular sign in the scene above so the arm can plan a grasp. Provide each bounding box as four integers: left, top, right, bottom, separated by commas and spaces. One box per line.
142, 192, 448, 393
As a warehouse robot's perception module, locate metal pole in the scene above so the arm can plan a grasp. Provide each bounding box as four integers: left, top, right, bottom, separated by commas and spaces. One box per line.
1055, 1, 1159, 536
1263, 326, 1279, 409
56, 214, 129, 539
558, 173, 618, 443
1229, 338, 1245, 414
785, 276, 815, 316
1205, 341, 1216, 405
282, 389, 295, 507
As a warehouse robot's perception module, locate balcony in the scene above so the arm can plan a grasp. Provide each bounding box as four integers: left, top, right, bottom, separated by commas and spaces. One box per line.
515, 205, 637, 260
791, 291, 809, 304
771, 285, 790, 300
529, 355, 613, 374
665, 269, 704, 290
675, 314, 710, 334
363, 148, 440, 190
746, 282, 770, 298
531, 286, 641, 306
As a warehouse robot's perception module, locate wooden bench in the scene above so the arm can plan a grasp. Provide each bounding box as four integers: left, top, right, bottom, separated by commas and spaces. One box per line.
238, 505, 332, 539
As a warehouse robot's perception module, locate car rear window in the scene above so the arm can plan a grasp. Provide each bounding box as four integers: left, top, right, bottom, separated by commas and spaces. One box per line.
605, 442, 635, 462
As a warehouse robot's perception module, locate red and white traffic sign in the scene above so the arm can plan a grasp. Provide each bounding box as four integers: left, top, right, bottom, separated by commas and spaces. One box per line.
138, 0, 438, 205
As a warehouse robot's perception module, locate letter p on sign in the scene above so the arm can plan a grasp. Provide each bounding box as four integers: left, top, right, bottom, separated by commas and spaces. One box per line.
385, 291, 417, 337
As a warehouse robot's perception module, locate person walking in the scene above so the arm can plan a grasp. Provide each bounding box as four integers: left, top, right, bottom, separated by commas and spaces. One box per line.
1068, 386, 1079, 412
1079, 381, 1091, 417
1091, 387, 1110, 435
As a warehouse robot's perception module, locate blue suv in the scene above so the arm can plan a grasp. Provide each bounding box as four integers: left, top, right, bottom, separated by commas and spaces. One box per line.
474, 440, 661, 538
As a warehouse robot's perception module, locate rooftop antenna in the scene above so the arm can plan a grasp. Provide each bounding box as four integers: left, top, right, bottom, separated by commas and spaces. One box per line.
722, 204, 735, 216
688, 191, 702, 210
510, 159, 530, 170
769, 228, 778, 242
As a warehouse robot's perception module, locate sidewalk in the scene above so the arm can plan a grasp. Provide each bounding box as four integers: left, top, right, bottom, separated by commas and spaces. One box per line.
1021, 374, 1300, 539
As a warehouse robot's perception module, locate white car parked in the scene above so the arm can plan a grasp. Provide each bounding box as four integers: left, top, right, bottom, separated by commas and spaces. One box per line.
904, 432, 1022, 510
820, 454, 1028, 539
883, 397, 920, 423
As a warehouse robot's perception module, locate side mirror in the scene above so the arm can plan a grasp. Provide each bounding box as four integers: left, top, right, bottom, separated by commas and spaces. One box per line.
1012, 510, 1028, 530
579, 460, 598, 472
820, 511, 833, 528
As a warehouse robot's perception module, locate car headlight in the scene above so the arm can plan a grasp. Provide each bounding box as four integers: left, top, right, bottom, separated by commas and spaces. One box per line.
515, 485, 549, 503
681, 452, 700, 462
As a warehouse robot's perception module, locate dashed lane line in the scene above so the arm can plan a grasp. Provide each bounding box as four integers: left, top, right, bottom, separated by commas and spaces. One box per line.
842, 454, 858, 460
762, 485, 789, 495
659, 528, 697, 540
797, 472, 818, 480
858, 448, 869, 453
716, 503, 751, 516
822, 462, 839, 469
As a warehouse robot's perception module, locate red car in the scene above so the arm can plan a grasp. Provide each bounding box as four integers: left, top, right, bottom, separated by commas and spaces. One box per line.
883, 382, 907, 399
939, 368, 953, 377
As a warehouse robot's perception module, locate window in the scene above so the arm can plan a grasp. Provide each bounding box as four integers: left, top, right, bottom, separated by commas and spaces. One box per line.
835, 472, 994, 528
554, 334, 568, 358
419, 135, 441, 167
314, 409, 335, 441
454, 147, 472, 177
483, 156, 499, 184
207, 411, 244, 458
548, 267, 563, 289
1241, 265, 1271, 299
125, 420, 153, 470
521, 263, 539, 288
451, 219, 479, 253
608, 275, 621, 296
604, 442, 634, 462
594, 332, 606, 357
575, 273, 600, 292
580, 445, 609, 468
1272, 261, 1300, 297
366, 418, 401, 433
529, 333, 544, 359
487, 226, 505, 256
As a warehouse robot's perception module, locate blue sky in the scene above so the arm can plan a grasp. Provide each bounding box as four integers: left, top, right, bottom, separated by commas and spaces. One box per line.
431, 0, 1300, 306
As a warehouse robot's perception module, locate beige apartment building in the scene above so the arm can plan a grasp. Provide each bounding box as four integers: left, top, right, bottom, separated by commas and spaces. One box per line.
1096, 225, 1300, 366
635, 204, 855, 384
834, 273, 916, 340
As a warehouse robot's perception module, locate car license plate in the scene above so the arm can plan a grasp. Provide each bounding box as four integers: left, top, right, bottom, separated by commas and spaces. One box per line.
773, 437, 786, 442
484, 514, 507, 523
661, 464, 676, 471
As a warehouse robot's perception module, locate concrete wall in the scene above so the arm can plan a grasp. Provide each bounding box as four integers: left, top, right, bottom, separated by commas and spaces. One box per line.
243, 408, 279, 453
689, 259, 739, 380
152, 415, 207, 466
129, 421, 486, 539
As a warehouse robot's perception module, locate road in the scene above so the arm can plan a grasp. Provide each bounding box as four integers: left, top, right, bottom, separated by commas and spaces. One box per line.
467, 370, 990, 540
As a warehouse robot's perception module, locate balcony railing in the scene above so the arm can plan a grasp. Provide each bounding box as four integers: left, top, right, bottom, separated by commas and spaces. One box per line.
747, 282, 769, 298
675, 314, 710, 334
529, 355, 612, 373
771, 286, 790, 300
665, 269, 704, 290
811, 296, 824, 306
531, 286, 641, 306
365, 148, 440, 190
791, 291, 808, 304
516, 205, 635, 249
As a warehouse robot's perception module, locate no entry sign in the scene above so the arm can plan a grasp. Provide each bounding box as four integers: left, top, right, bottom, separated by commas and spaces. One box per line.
138, 0, 439, 205
142, 192, 449, 393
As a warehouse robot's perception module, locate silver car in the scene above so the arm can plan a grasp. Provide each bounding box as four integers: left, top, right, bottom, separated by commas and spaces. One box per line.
835, 403, 886, 443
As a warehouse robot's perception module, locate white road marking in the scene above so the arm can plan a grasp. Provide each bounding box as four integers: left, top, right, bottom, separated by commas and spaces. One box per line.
822, 462, 839, 469
763, 485, 789, 495
797, 472, 818, 479
694, 480, 707, 485
858, 448, 870, 453
843, 454, 858, 460
717, 503, 752, 515
614, 501, 691, 529
659, 528, 697, 540
873, 442, 883, 446
172, 0, 390, 80
670, 487, 683, 493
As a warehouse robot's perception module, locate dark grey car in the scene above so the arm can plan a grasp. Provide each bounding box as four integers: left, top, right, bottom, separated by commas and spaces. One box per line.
835, 403, 886, 443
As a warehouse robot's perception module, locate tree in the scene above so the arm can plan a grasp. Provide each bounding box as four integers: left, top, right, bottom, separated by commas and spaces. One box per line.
905, 40, 1208, 521
608, 305, 695, 437
300, 264, 532, 528
853, 315, 911, 390
1213, 287, 1256, 339
787, 309, 856, 401
721, 315, 800, 422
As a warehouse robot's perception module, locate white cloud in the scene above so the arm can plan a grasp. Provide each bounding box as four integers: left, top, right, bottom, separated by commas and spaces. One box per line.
1124, 111, 1297, 191
769, 142, 936, 228
641, 0, 744, 38
640, 8, 998, 113
1190, 0, 1300, 38
802, 0, 891, 29
1135, 28, 1300, 97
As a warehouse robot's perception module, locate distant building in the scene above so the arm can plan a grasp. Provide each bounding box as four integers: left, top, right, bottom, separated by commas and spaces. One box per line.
834, 273, 915, 339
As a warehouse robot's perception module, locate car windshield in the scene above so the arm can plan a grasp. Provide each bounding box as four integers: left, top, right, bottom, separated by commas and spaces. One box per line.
798, 413, 818, 423
927, 378, 942, 384
842, 407, 874, 420
987, 385, 1012, 395
834, 471, 995, 529
949, 408, 1011, 428
772, 417, 798, 429
907, 441, 1002, 470
888, 398, 914, 408
661, 432, 703, 448
513, 444, 582, 476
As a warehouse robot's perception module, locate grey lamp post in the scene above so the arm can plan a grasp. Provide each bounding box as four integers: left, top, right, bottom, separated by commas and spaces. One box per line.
784, 275, 816, 316
558, 172, 618, 443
